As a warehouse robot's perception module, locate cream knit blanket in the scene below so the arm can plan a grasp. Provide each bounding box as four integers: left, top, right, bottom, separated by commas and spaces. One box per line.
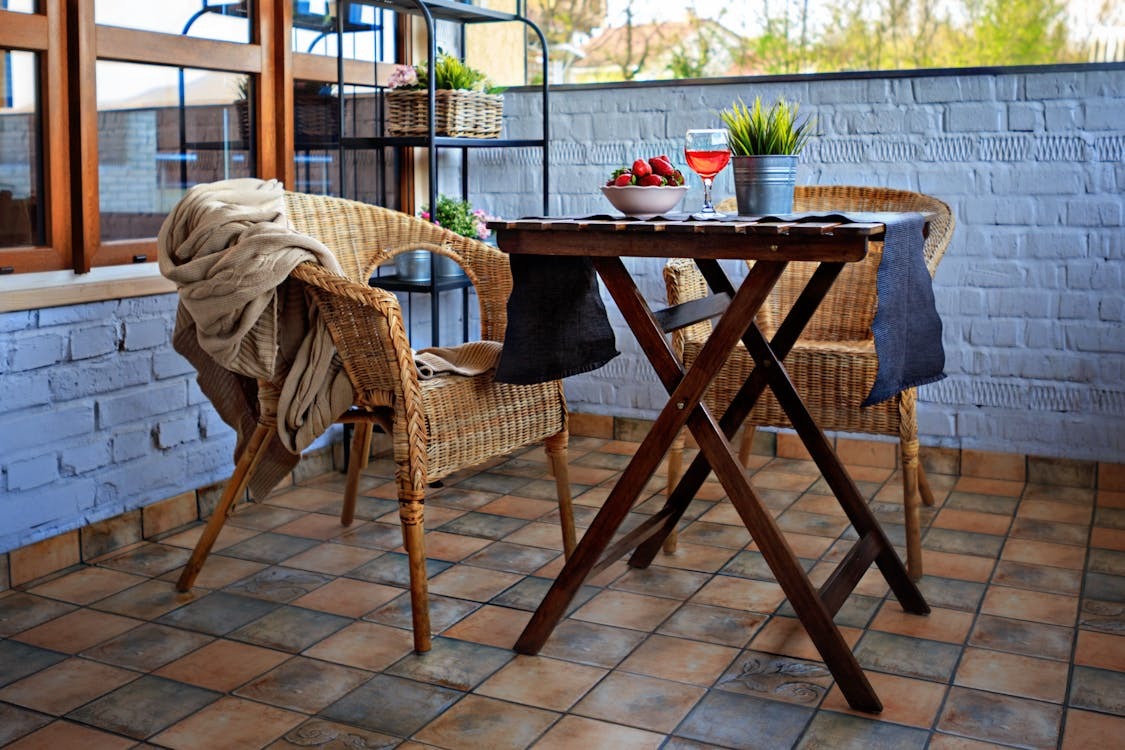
158, 178, 354, 495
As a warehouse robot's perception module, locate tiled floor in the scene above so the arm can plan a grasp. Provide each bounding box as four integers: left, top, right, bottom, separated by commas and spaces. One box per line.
2, 436, 1124, 749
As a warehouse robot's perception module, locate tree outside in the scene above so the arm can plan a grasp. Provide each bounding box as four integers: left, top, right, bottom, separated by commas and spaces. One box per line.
533, 0, 1121, 84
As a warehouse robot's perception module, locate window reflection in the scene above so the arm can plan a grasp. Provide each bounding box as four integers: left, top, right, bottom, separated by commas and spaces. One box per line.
0, 0, 37, 13
0, 49, 41, 248
292, 0, 391, 62
94, 0, 251, 44
96, 61, 253, 241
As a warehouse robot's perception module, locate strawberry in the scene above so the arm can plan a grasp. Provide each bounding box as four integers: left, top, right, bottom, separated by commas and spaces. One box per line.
638, 174, 665, 187
668, 169, 685, 186
649, 156, 675, 177
613, 172, 634, 186
631, 158, 652, 178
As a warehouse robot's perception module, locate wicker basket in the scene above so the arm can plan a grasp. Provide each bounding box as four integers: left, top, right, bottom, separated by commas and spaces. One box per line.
385, 89, 503, 138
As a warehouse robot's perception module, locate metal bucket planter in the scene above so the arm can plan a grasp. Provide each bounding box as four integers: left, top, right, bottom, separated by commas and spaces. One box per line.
733, 155, 798, 216
394, 250, 431, 282
434, 253, 466, 279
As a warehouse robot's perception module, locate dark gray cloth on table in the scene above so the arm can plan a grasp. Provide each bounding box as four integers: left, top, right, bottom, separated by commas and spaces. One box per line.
756, 211, 945, 406
495, 253, 620, 384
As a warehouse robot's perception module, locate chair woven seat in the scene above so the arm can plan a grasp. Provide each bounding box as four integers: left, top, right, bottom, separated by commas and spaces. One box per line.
665, 185, 954, 579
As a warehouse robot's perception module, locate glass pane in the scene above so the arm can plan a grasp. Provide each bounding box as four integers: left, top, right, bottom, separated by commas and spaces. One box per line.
96, 61, 253, 241
292, 0, 392, 62
94, 0, 251, 43
1, 0, 37, 13
0, 49, 41, 248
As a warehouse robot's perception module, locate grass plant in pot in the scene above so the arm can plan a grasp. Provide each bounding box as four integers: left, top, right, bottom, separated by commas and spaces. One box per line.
719, 96, 815, 215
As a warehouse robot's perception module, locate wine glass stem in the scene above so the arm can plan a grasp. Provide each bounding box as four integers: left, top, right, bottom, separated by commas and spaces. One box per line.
702, 178, 715, 213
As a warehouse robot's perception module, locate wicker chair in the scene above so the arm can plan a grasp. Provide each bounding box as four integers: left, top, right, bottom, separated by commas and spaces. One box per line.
664, 186, 954, 580
177, 192, 575, 652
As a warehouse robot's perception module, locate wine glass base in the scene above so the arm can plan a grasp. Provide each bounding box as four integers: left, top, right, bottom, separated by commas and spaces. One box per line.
691, 210, 726, 221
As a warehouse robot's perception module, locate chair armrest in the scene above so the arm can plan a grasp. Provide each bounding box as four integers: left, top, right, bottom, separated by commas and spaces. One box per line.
291, 262, 419, 410
664, 258, 715, 355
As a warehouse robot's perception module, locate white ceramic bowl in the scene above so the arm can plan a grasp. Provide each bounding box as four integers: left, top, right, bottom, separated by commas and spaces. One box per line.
601, 185, 688, 220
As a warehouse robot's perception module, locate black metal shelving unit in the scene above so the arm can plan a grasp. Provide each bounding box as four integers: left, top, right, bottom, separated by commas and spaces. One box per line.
341, 0, 550, 346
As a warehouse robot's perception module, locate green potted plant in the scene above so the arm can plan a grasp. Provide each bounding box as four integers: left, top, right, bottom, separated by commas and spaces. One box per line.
719, 96, 815, 215
385, 51, 504, 138
394, 195, 497, 281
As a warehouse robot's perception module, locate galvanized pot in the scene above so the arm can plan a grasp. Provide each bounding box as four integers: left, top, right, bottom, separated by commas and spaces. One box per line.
732, 155, 798, 216
394, 250, 431, 282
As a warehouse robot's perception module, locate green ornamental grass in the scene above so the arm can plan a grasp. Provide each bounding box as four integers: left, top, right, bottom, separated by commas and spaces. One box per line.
719, 96, 815, 156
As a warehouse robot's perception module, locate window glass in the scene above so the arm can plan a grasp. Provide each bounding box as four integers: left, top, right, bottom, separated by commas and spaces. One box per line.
96, 61, 253, 241
95, 0, 251, 43
292, 0, 391, 61
0, 0, 37, 13
0, 49, 41, 248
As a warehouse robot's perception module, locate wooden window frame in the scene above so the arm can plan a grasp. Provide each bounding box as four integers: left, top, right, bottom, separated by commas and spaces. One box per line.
0, 0, 394, 279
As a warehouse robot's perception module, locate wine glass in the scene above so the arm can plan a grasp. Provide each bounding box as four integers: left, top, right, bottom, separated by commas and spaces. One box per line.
684, 129, 732, 220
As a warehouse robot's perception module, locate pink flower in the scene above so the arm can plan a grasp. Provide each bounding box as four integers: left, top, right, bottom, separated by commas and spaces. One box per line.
387, 64, 418, 89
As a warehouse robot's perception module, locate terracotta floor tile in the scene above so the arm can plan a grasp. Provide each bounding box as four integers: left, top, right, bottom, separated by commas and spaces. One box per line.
921, 549, 996, 582
821, 670, 948, 728
0, 657, 137, 715
690, 576, 786, 613
751, 470, 818, 492
1061, 708, 1125, 750
82, 622, 213, 671
927, 735, 1017, 749
538, 620, 647, 669
750, 616, 862, 662
443, 604, 533, 649
154, 639, 290, 692
1098, 489, 1125, 509
477, 654, 606, 711
271, 512, 350, 541
302, 620, 414, 672
938, 686, 1062, 748
532, 715, 664, 750
0, 591, 76, 637
618, 633, 739, 685
573, 670, 704, 732
414, 693, 558, 750
281, 541, 380, 575
1018, 499, 1093, 525
980, 586, 1079, 627
679, 684, 816, 744
265, 719, 399, 750
27, 566, 146, 606
479, 494, 559, 520
992, 560, 1082, 595
651, 541, 737, 573
234, 656, 372, 713
1001, 538, 1087, 570
502, 522, 569, 552
152, 695, 305, 750
1092, 526, 1125, 551
933, 508, 1013, 536
572, 590, 681, 631
1075, 630, 1125, 672
166, 554, 266, 589
428, 564, 524, 602
291, 577, 402, 617
12, 608, 141, 653
955, 646, 1069, 702
65, 674, 220, 740
870, 602, 974, 644
967, 614, 1074, 661
5, 721, 137, 750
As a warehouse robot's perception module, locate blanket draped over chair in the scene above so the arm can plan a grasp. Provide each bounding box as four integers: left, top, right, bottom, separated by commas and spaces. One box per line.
157, 178, 354, 497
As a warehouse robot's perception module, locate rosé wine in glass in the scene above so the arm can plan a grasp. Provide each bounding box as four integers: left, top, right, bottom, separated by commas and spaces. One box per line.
684, 129, 731, 219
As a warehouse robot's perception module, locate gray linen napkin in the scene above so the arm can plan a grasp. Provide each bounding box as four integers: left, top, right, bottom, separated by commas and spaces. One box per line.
756, 211, 945, 406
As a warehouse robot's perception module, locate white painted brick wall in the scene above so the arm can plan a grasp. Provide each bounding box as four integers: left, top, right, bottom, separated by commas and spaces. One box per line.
467, 65, 1124, 465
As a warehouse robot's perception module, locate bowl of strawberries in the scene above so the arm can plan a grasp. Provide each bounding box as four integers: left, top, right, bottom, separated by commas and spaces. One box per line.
601, 155, 688, 220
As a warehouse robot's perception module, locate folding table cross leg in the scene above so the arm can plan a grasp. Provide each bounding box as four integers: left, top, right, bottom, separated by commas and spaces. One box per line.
502, 216, 931, 714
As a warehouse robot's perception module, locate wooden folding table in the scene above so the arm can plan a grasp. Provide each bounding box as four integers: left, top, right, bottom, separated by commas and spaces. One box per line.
492, 215, 931, 712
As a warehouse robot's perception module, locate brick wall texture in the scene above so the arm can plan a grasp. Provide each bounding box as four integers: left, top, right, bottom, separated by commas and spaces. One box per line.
1, 64, 1122, 552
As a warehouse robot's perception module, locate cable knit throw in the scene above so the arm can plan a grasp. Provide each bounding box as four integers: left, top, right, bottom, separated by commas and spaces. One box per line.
157, 178, 354, 497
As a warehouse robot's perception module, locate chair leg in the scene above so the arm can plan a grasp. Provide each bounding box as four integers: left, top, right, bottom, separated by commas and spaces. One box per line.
397, 494, 432, 653
545, 431, 576, 558
738, 424, 757, 470
341, 422, 373, 527
917, 461, 937, 507
177, 421, 272, 591
662, 429, 687, 554
897, 389, 925, 580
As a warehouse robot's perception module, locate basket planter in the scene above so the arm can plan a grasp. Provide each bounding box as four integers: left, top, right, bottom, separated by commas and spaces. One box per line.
385, 89, 503, 138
